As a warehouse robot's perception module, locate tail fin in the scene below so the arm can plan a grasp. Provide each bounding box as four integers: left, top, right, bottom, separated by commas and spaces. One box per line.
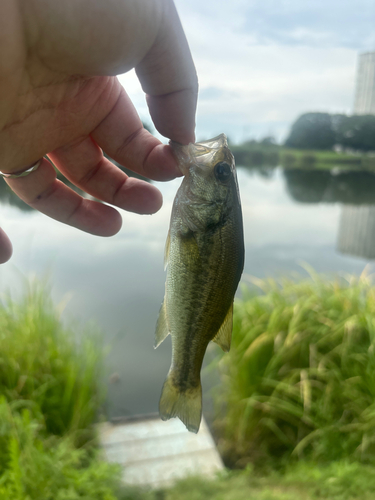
159, 373, 202, 433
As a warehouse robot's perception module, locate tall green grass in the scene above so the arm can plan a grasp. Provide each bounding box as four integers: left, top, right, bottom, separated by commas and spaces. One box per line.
158, 461, 375, 500
213, 271, 375, 467
0, 397, 123, 500
3, 280, 375, 498
0, 281, 105, 444
0, 283, 158, 499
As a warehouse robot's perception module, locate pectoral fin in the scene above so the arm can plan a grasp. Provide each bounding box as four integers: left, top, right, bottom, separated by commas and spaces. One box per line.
154, 300, 170, 349
212, 303, 233, 352
164, 231, 171, 271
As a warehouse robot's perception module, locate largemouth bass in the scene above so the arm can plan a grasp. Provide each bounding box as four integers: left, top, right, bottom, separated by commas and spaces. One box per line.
155, 134, 244, 433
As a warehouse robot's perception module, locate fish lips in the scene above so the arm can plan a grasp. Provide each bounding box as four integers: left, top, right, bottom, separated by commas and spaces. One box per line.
170, 134, 234, 177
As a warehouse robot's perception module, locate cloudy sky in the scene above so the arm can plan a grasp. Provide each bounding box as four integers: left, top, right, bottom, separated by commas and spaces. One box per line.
119, 0, 375, 143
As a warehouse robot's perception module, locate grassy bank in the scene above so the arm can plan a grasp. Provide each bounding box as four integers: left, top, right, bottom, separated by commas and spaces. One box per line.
0, 283, 132, 499
2, 279, 375, 499
212, 271, 375, 468
0, 282, 105, 444
156, 461, 375, 500
230, 141, 375, 169
280, 148, 375, 170
0, 397, 124, 500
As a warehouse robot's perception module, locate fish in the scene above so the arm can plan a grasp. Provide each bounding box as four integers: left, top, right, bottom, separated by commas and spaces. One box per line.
154, 134, 244, 433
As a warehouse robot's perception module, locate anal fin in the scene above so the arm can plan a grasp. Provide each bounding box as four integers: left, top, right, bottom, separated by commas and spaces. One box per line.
212, 303, 233, 352
154, 299, 170, 349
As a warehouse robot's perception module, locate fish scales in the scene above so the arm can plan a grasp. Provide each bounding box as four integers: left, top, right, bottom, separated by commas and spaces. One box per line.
155, 134, 244, 433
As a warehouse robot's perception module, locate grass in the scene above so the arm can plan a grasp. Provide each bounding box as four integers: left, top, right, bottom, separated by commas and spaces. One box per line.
2, 278, 375, 499
0, 280, 105, 445
156, 461, 375, 500
212, 270, 375, 468
0, 397, 123, 500
279, 148, 367, 169
0, 282, 138, 499
230, 141, 375, 170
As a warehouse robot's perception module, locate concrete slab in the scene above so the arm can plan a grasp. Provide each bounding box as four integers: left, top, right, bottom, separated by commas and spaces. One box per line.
98, 415, 224, 488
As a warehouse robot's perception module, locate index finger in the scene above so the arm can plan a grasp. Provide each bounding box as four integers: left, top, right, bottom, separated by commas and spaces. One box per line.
135, 0, 198, 145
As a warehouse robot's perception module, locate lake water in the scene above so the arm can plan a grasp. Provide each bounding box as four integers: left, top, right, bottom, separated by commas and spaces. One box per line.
1, 166, 374, 419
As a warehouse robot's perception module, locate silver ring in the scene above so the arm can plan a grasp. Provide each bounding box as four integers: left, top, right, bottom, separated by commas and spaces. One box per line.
0, 158, 43, 179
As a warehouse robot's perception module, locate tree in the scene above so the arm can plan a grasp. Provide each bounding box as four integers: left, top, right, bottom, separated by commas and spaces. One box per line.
284, 112, 335, 150
285, 112, 375, 152
335, 115, 375, 152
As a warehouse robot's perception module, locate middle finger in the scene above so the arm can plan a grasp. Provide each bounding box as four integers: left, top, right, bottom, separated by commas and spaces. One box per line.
48, 135, 163, 215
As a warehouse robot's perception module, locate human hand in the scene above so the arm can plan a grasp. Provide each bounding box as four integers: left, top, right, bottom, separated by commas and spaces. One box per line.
0, 0, 198, 263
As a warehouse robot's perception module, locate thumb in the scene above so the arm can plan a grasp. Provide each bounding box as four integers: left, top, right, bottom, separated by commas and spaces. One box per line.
135, 0, 198, 144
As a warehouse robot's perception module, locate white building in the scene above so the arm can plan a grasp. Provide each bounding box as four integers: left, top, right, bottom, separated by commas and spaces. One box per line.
353, 52, 375, 115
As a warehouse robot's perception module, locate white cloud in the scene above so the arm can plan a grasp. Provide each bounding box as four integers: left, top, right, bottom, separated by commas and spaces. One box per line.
118, 0, 366, 143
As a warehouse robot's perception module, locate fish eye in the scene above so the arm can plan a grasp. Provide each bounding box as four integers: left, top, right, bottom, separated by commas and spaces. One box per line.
214, 162, 231, 183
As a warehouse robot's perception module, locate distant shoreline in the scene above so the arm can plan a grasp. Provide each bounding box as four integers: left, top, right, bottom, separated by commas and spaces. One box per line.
231, 142, 375, 170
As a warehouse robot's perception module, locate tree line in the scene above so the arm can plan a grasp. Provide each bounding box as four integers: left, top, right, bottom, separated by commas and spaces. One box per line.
285, 112, 375, 152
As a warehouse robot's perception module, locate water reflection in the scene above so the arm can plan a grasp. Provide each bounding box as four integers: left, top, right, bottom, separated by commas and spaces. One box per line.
284, 169, 375, 205
284, 169, 331, 203
337, 206, 375, 260
280, 168, 375, 260
3, 166, 375, 208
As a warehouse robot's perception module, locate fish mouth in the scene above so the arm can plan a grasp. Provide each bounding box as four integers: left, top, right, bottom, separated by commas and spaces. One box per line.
169, 141, 191, 175
170, 134, 231, 176
195, 134, 228, 150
